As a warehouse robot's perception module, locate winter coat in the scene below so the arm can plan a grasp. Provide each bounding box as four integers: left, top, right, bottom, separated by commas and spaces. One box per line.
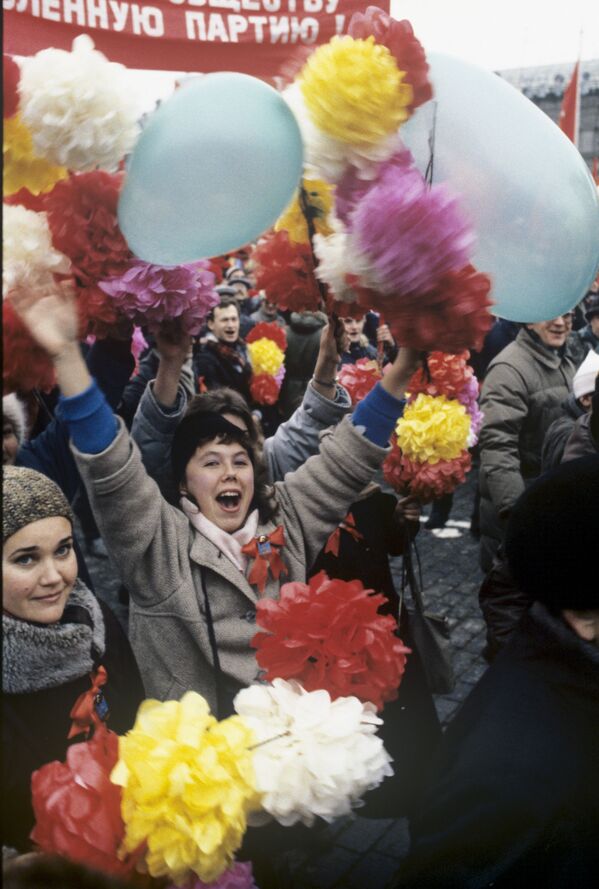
478, 329, 575, 570
309, 489, 441, 818
398, 603, 599, 889
541, 393, 586, 471
562, 412, 599, 462
131, 379, 352, 502
568, 323, 599, 363
73, 415, 387, 714
340, 341, 379, 365
249, 306, 287, 328
193, 338, 252, 402
119, 348, 195, 428
1, 581, 144, 852
278, 311, 328, 419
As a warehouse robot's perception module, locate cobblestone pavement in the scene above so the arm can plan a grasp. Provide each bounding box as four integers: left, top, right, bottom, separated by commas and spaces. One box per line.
82, 462, 487, 889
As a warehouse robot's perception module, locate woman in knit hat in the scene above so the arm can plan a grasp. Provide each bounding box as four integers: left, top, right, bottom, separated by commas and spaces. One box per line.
2, 466, 144, 854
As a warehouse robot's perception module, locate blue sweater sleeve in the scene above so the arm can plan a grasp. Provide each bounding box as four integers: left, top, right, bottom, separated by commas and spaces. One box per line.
351, 382, 406, 447
57, 380, 118, 454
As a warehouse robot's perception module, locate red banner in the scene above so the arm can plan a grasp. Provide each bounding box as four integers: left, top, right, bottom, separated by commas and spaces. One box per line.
3, 1, 387, 78
558, 59, 579, 146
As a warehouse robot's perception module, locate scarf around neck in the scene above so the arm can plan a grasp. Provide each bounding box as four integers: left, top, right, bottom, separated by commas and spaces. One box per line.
3, 579, 105, 694
180, 496, 259, 572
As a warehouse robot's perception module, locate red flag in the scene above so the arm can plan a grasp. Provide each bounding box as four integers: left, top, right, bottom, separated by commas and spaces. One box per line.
592, 158, 599, 185
558, 61, 580, 145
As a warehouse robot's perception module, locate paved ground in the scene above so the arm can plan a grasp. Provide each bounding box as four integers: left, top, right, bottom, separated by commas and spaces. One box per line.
81, 461, 487, 889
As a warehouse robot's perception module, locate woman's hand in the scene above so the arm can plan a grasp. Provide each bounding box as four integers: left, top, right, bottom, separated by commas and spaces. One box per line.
381, 347, 422, 400
9, 280, 79, 358
312, 316, 348, 398
9, 279, 91, 398
376, 323, 394, 347
154, 320, 192, 408
395, 495, 421, 524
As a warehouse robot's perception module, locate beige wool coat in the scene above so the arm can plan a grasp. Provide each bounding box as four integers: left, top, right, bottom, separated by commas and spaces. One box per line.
73, 416, 387, 711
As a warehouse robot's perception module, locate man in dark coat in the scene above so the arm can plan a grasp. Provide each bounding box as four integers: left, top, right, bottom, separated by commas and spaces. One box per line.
397, 456, 599, 889
193, 297, 253, 403
542, 349, 599, 470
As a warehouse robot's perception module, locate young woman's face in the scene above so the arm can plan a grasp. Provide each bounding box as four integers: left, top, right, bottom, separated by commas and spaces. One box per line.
3, 419, 19, 465
183, 438, 255, 533
3, 516, 77, 623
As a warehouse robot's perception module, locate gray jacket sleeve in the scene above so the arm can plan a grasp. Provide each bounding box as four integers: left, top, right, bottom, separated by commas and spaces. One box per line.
275, 415, 388, 570
479, 363, 528, 518
72, 419, 191, 605
264, 381, 352, 482
131, 381, 189, 503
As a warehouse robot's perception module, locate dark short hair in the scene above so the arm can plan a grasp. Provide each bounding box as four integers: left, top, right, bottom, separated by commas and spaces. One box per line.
207, 297, 239, 323
173, 387, 278, 523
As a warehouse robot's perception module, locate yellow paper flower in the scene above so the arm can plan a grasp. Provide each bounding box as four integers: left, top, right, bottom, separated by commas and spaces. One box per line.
299, 36, 413, 146
248, 338, 285, 376
3, 115, 67, 196
275, 178, 334, 243
396, 394, 471, 464
111, 692, 260, 885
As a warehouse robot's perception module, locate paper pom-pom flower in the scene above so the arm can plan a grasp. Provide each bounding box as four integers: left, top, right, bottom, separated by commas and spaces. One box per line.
275, 179, 334, 243
338, 359, 382, 406
246, 322, 287, 353
4, 54, 20, 119
3, 114, 67, 197
350, 162, 475, 296
3, 187, 48, 212
31, 727, 138, 877
385, 265, 494, 352
252, 571, 410, 711
457, 375, 484, 446
251, 230, 322, 313
348, 8, 433, 111
3, 300, 56, 394
111, 692, 259, 885
396, 394, 471, 464
98, 261, 218, 336
300, 36, 413, 146
167, 861, 258, 889
250, 374, 281, 406
335, 147, 413, 226
384, 446, 472, 502
408, 352, 473, 401
19, 35, 140, 172
246, 338, 285, 377
235, 679, 393, 826
44, 171, 131, 285
3, 203, 71, 298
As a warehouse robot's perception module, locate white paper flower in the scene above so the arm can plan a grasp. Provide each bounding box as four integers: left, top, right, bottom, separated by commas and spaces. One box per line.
234, 680, 393, 827
3, 204, 71, 298
19, 35, 141, 172
283, 83, 401, 184
314, 220, 379, 303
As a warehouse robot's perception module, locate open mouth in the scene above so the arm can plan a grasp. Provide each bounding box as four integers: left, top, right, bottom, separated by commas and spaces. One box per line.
216, 491, 242, 512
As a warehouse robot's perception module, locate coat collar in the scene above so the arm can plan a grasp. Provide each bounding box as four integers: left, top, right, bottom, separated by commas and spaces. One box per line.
516, 328, 566, 371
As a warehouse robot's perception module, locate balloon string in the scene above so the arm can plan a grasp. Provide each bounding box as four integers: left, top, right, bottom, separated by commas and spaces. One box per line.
249, 731, 291, 751
424, 101, 438, 187
299, 183, 329, 312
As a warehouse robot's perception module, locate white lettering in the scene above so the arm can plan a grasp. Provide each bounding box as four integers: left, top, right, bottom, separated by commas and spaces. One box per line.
227, 12, 247, 40
300, 15, 318, 42
207, 12, 229, 40
109, 0, 129, 30
303, 0, 321, 13
240, 0, 259, 10
139, 5, 164, 35
185, 9, 206, 38
335, 12, 344, 33
261, 0, 279, 10
63, 0, 86, 26
3, 2, 17, 12
86, 0, 109, 28
247, 14, 266, 40
269, 14, 288, 42
41, 0, 61, 18
209, 0, 239, 10
325, 0, 338, 12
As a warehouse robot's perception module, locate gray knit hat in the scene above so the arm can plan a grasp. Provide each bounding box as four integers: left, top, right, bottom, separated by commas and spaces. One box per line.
2, 466, 74, 543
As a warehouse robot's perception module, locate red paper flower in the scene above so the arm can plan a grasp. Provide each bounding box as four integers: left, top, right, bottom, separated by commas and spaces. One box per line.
3, 301, 56, 395
250, 373, 280, 406
76, 284, 124, 338
408, 351, 473, 400
3, 187, 49, 212
338, 358, 382, 406
252, 230, 323, 313
326, 295, 366, 321
30, 726, 141, 877
348, 8, 433, 111
246, 321, 287, 352
3, 54, 20, 119
383, 440, 472, 502
369, 265, 493, 352
44, 171, 132, 286
252, 570, 410, 711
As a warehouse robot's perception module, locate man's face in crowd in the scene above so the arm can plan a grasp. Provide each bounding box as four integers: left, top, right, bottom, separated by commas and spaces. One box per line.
262, 299, 278, 320
208, 305, 240, 344
231, 281, 250, 304
527, 314, 570, 349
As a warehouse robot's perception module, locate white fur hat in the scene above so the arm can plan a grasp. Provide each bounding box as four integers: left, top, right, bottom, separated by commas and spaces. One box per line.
3, 393, 28, 447
573, 350, 599, 400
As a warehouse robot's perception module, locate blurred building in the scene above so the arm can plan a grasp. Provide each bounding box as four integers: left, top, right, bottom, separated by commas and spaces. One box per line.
498, 59, 599, 172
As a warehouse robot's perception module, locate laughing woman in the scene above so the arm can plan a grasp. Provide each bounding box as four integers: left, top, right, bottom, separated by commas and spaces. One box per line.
2, 466, 144, 853
10, 284, 420, 717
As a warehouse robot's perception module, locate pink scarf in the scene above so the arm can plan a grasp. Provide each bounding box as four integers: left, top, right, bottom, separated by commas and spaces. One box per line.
180, 496, 259, 572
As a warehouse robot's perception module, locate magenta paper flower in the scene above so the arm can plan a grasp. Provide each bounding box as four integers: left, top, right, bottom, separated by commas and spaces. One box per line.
99, 260, 218, 335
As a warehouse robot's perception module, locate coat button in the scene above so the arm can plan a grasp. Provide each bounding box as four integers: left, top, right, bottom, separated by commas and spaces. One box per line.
243, 610, 256, 623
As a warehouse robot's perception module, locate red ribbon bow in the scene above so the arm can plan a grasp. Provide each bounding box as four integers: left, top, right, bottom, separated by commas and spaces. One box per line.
241, 525, 288, 594
68, 665, 108, 739
324, 512, 364, 558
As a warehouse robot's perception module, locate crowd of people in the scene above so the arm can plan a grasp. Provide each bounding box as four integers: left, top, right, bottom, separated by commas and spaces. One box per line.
3, 247, 599, 889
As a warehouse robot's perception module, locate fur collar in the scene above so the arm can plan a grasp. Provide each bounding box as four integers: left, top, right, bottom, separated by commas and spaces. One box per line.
2, 580, 105, 694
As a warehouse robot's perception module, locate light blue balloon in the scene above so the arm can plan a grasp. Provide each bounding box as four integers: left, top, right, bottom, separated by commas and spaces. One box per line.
118, 73, 304, 265
401, 53, 599, 323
